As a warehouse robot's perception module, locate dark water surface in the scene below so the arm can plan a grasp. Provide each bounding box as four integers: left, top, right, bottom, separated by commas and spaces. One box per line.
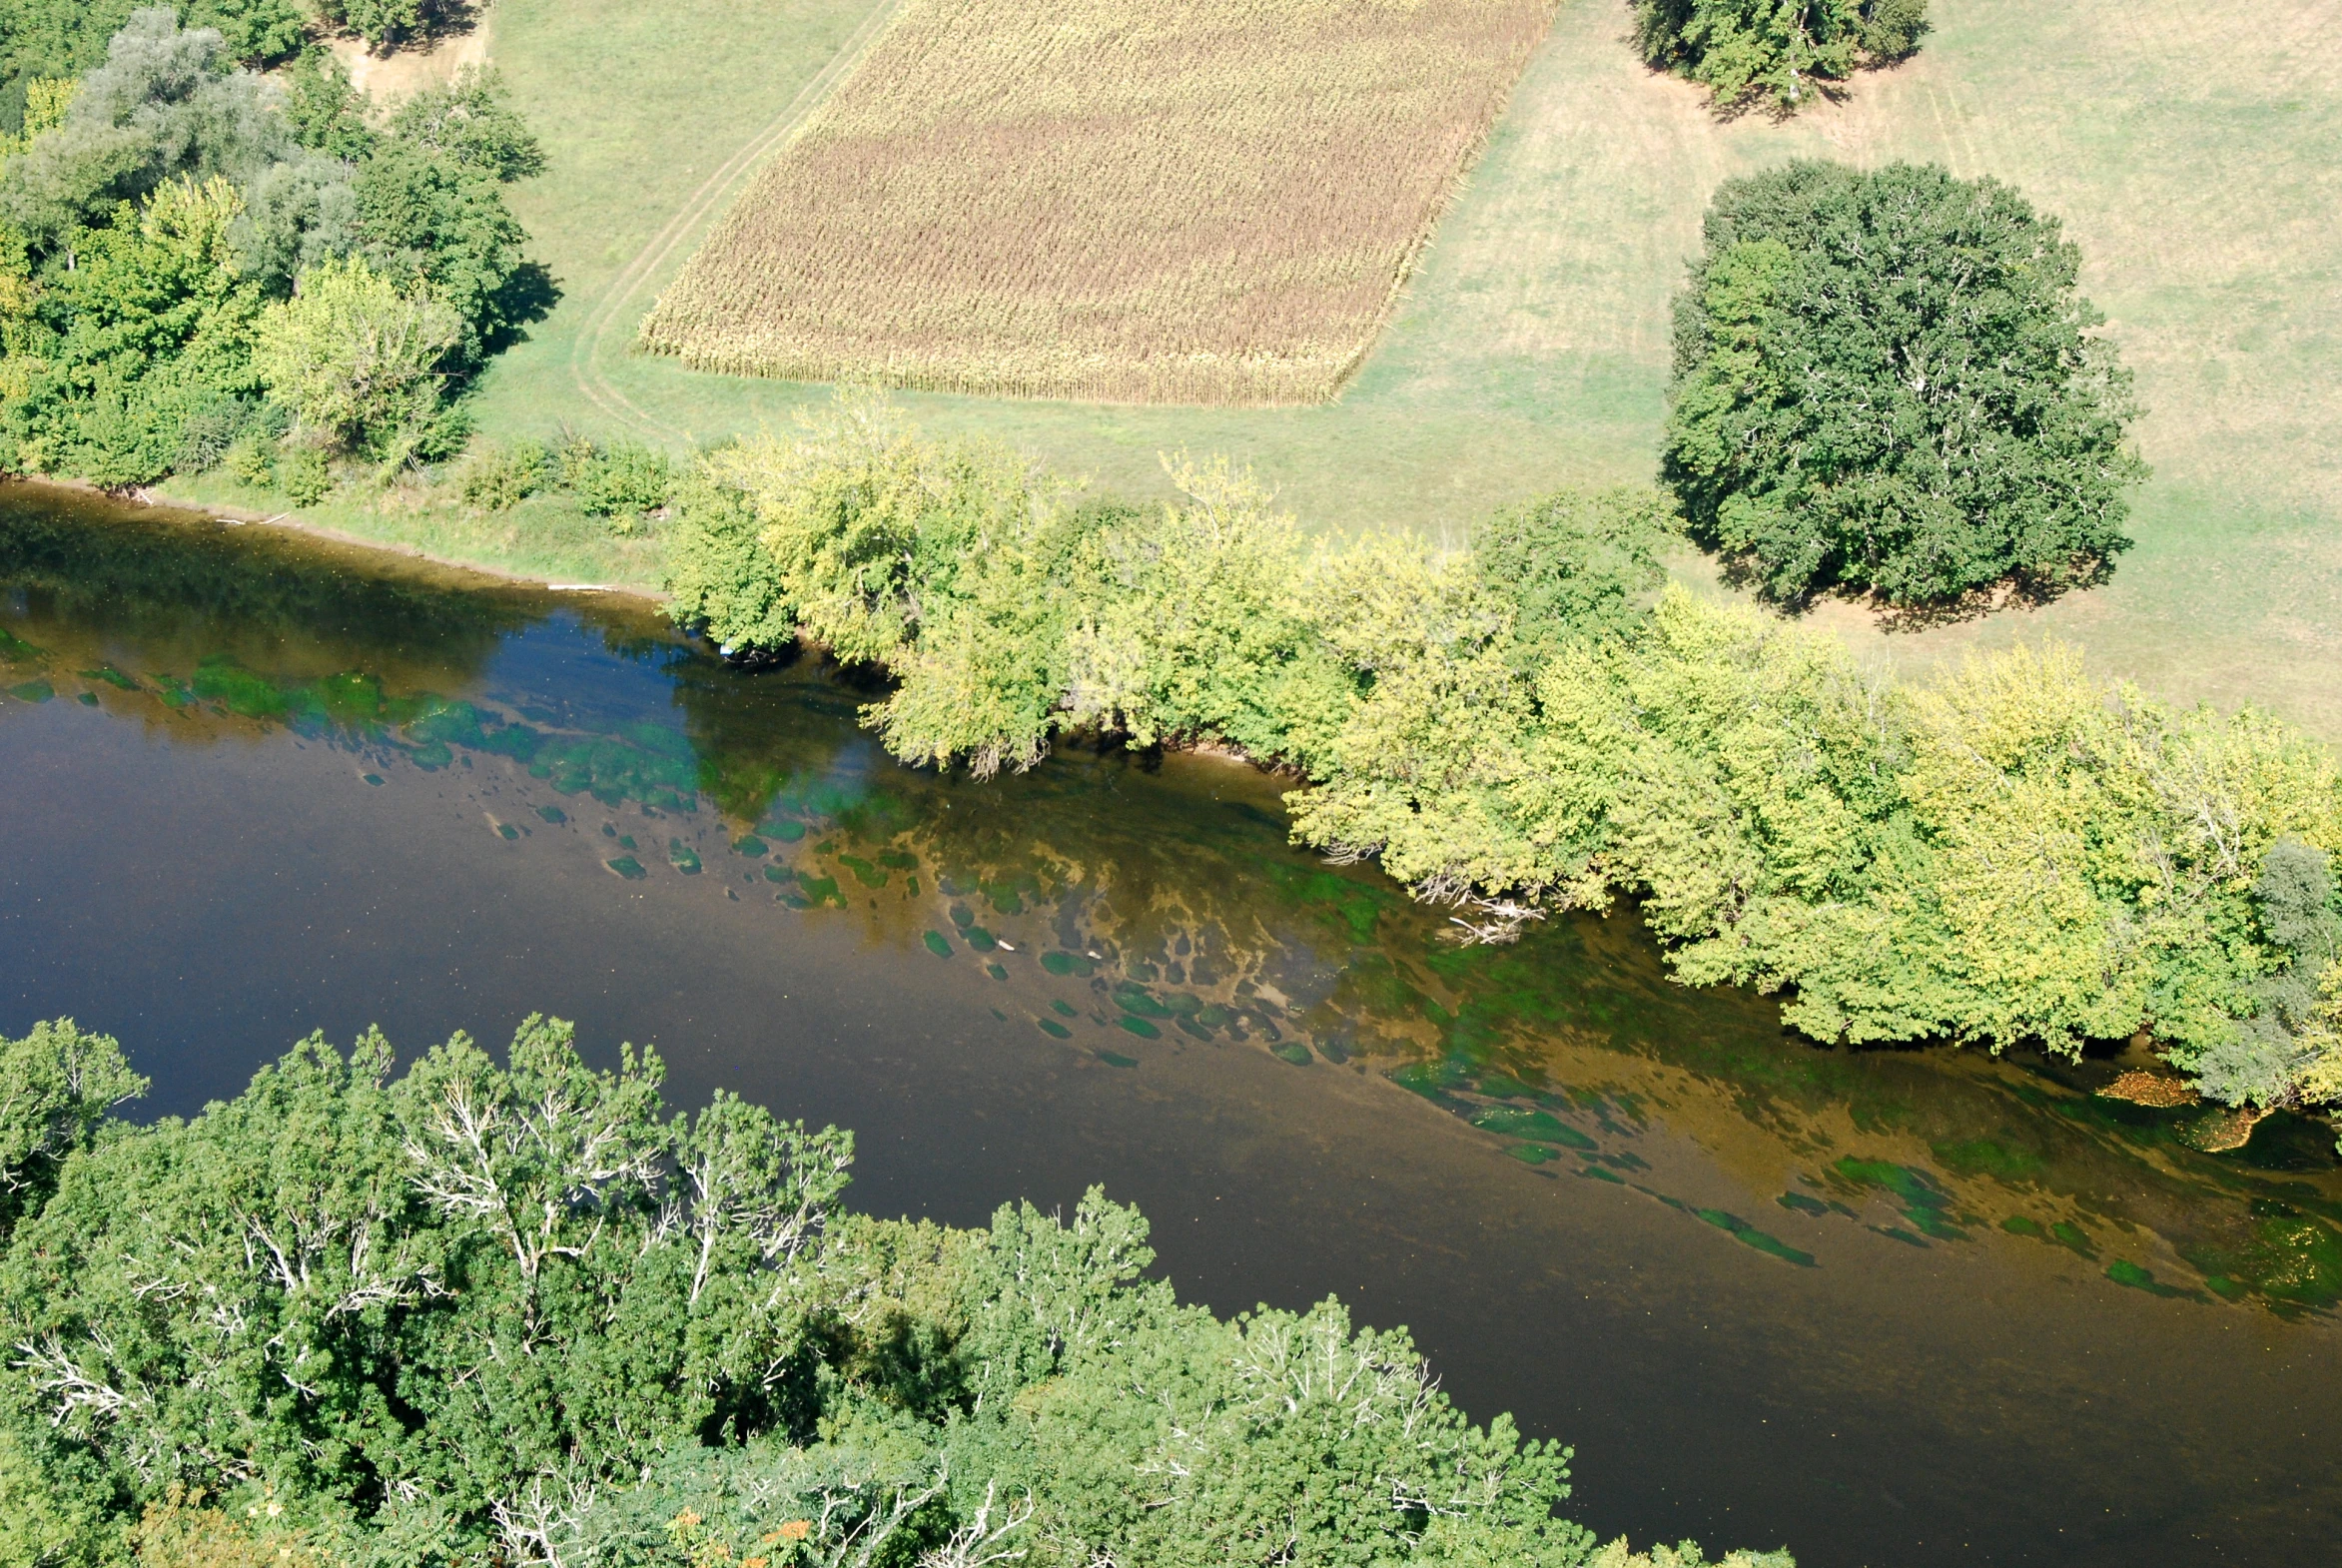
6, 486, 2342, 1567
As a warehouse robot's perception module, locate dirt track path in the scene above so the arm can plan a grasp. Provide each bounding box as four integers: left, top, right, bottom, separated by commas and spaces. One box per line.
564, 0, 908, 442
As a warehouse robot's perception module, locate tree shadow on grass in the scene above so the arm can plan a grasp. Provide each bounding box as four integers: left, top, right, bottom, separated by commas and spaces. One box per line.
1706, 545, 2119, 633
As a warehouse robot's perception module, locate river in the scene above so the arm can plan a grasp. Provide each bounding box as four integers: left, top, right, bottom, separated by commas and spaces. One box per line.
4, 485, 2341, 1567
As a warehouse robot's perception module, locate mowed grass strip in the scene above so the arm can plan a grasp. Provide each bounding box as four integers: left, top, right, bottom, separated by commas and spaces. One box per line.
637, 0, 1560, 405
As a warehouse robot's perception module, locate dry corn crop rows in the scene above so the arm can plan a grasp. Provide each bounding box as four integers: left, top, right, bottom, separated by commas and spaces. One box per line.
638, 0, 1561, 406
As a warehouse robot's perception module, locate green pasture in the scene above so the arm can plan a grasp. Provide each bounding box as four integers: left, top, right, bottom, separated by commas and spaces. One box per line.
460, 0, 2342, 732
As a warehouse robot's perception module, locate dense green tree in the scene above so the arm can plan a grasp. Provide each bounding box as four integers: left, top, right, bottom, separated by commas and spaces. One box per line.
1471, 485, 1677, 663
0, 0, 303, 127
0, 1019, 1778, 1568
252, 252, 458, 456
310, 0, 453, 53
0, 14, 543, 486
1, 174, 264, 483
1634, 0, 1927, 112
0, 8, 304, 249
1661, 161, 2144, 605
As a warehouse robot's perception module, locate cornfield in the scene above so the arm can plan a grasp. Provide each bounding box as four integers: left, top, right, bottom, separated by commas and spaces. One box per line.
638, 0, 1562, 406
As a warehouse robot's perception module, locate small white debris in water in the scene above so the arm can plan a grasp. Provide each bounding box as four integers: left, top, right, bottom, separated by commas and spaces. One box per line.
996, 940, 1015, 951
547, 583, 608, 592
1088, 951, 1103, 960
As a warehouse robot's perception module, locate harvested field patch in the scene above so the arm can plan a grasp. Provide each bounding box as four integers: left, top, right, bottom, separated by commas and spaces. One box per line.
638, 0, 1560, 405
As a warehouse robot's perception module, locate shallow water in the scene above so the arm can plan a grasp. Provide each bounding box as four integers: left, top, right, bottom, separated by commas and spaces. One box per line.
5, 485, 2342, 1567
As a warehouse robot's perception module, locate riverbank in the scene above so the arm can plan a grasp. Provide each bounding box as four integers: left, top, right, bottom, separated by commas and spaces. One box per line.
5, 474, 666, 602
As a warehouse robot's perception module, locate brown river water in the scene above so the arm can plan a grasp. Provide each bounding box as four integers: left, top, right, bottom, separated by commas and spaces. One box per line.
4, 486, 2341, 1566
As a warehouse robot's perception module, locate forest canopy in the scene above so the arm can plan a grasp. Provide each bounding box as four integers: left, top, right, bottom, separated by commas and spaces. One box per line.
0, 9, 543, 488
1660, 161, 2144, 605
0, 1016, 1787, 1568
1634, 0, 1930, 112
662, 398, 2342, 1120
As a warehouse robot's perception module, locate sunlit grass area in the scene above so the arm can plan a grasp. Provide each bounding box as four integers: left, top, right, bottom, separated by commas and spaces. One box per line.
453, 0, 2342, 732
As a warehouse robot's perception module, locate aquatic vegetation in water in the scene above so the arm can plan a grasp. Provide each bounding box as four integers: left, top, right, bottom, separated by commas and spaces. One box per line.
9, 679, 54, 702
924, 931, 953, 958
1830, 1158, 1971, 1241
1097, 1050, 1139, 1069
1038, 1019, 1072, 1039
605, 857, 647, 880
668, 839, 703, 874
1273, 1043, 1312, 1066
1471, 1106, 1597, 1151
537, 806, 567, 824
1119, 1016, 1163, 1041
1113, 984, 1172, 1019
2178, 1206, 2342, 1315
2104, 1259, 2201, 1300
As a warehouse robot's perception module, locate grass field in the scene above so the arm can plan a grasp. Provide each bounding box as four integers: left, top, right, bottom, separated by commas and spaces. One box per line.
636, 0, 1558, 404
436, 0, 2342, 738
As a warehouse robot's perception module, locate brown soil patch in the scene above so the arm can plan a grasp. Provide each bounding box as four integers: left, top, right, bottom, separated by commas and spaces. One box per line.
330, 13, 492, 104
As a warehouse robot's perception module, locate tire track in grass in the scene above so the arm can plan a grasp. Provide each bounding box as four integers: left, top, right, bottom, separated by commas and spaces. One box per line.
566, 0, 910, 441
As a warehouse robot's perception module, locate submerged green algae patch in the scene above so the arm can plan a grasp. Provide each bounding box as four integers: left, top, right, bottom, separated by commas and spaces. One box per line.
537, 806, 567, 824
1051, 999, 1080, 1018
839, 854, 887, 888
1505, 1143, 1557, 1165
1777, 1192, 1831, 1217
497, 822, 519, 840
79, 665, 137, 690
2105, 1259, 2201, 1299
1112, 984, 1172, 1019
193, 655, 293, 718
1833, 1158, 1971, 1240
796, 872, 844, 907
1578, 1165, 1627, 1184
1042, 951, 1095, 978
1470, 1106, 1596, 1150
605, 856, 647, 880
986, 963, 1009, 981
1097, 1050, 1140, 1069
2178, 1207, 2342, 1314
668, 839, 703, 874
923, 931, 953, 958
1273, 1043, 1312, 1066
734, 835, 767, 857
9, 679, 54, 702
362, 773, 384, 786
1039, 1019, 1073, 1039
1696, 1209, 1818, 1267
1119, 1016, 1163, 1041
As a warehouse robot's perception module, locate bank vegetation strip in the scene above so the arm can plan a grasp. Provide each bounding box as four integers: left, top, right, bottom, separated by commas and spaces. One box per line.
666, 398, 2342, 1125
637, 0, 1560, 404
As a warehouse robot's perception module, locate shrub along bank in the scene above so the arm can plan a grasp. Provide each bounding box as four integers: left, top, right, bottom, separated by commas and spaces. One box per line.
665, 398, 2342, 1120
0, 1017, 1786, 1568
